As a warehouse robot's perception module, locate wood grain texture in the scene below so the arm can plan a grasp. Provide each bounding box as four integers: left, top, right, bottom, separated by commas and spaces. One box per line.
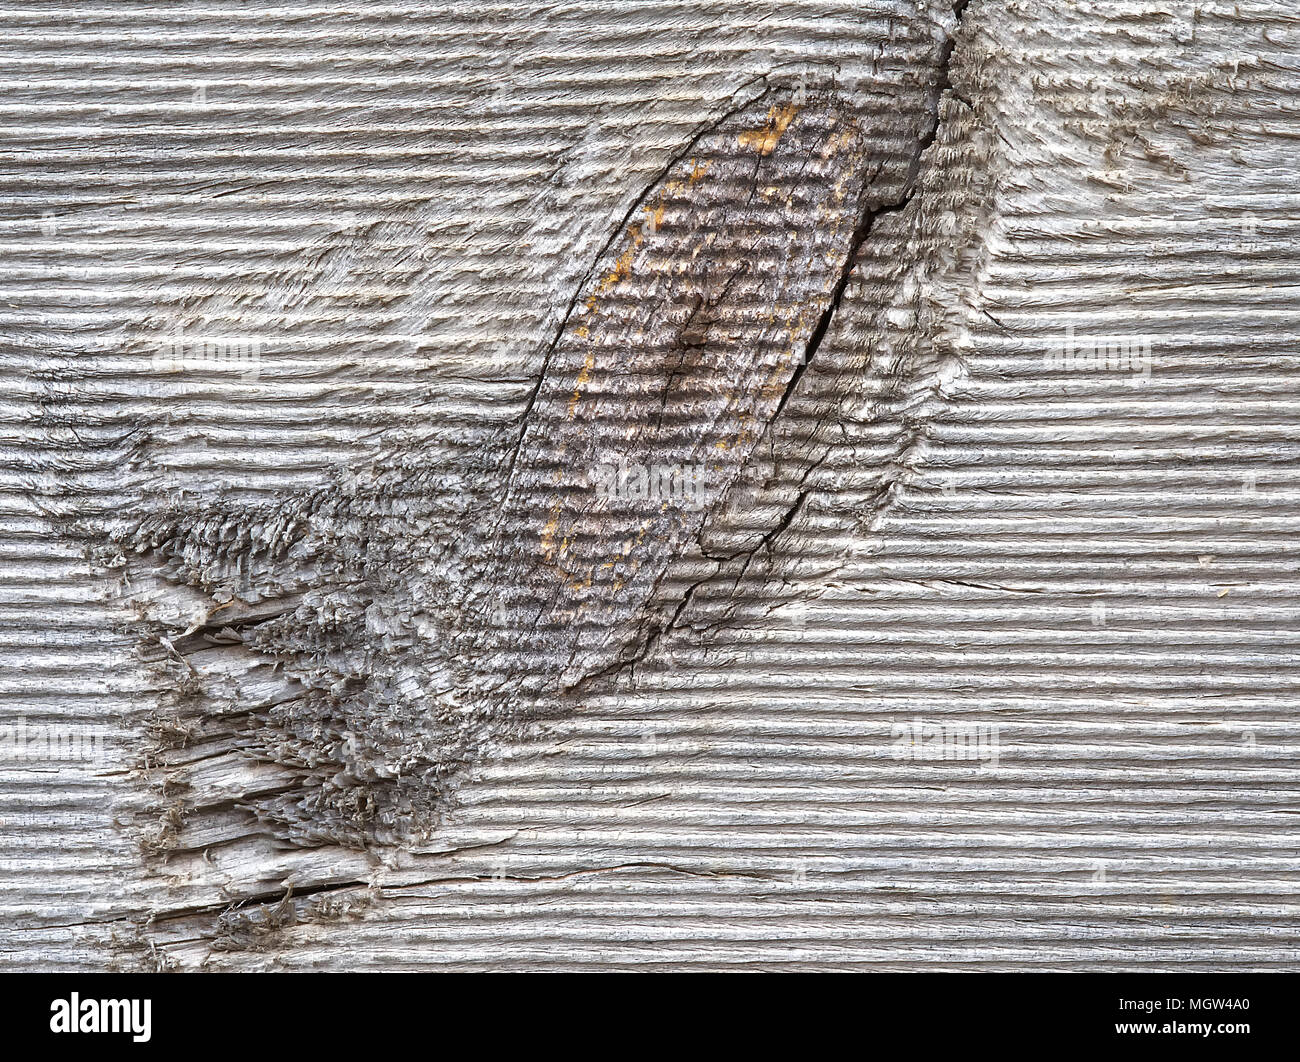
3, 0, 1299, 971
477, 82, 895, 692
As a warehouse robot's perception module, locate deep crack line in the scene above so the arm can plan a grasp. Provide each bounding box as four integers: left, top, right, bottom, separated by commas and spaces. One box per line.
673, 1, 975, 599
552, 6, 977, 687
780, 0, 971, 419
475, 79, 890, 696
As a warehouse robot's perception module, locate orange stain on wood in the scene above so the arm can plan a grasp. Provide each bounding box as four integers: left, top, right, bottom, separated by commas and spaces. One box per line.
570, 192, 677, 416
540, 504, 562, 561
688, 158, 713, 183
568, 350, 597, 417
737, 102, 799, 155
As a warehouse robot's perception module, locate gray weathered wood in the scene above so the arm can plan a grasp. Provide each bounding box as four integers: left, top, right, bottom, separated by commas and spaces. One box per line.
3, 0, 1299, 970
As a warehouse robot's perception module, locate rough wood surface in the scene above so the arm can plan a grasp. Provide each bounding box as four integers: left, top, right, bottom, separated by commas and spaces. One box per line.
3, 0, 1299, 970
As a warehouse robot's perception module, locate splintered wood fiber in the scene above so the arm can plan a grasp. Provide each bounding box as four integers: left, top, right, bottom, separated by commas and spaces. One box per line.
2, 0, 1299, 971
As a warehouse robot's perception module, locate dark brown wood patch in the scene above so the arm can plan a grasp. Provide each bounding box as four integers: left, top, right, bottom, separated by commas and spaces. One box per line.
471, 84, 882, 691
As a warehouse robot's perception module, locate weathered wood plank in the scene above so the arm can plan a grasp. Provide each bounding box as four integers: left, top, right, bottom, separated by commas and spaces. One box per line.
3, 0, 1299, 971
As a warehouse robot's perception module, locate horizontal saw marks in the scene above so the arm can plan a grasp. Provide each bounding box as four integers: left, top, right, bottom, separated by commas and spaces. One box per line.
476, 86, 879, 690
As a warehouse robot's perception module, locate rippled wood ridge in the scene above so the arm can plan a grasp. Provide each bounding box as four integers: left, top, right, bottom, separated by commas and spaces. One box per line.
470, 84, 886, 693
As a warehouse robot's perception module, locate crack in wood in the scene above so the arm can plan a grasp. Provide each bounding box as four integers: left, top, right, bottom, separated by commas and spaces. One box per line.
75, 3, 985, 960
